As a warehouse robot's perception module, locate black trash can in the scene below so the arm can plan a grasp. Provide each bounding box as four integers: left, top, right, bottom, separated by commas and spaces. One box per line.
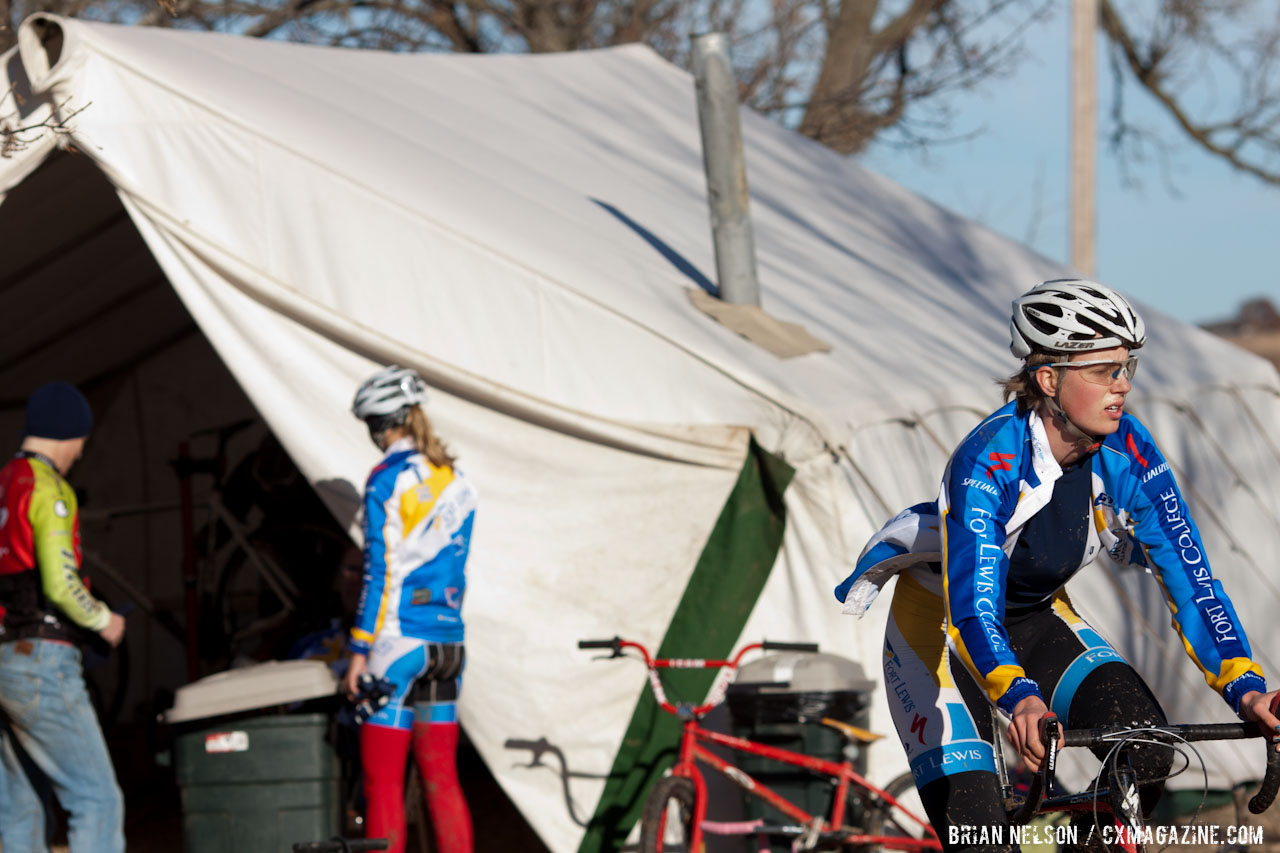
725, 652, 875, 849
166, 660, 341, 853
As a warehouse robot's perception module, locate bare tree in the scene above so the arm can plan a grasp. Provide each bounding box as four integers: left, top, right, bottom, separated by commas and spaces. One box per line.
4, 0, 1280, 181
0, 83, 86, 157
0, 0, 1046, 155
1099, 0, 1280, 185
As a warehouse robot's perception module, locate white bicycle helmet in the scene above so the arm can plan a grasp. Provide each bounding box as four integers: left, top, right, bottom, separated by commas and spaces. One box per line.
1010, 279, 1145, 358
352, 365, 429, 421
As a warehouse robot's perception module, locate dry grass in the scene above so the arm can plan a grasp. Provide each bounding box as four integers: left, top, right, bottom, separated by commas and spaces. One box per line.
1222, 330, 1280, 369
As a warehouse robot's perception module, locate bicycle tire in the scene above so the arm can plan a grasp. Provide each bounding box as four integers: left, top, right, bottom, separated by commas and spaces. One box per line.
404, 757, 433, 853
212, 535, 292, 661
638, 776, 700, 853
864, 771, 933, 852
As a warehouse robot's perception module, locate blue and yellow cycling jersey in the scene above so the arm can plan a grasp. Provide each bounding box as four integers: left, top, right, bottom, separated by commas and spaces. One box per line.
349, 438, 476, 654
837, 402, 1265, 716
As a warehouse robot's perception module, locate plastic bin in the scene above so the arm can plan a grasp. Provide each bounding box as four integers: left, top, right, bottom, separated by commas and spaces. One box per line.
725, 652, 875, 849
166, 660, 340, 853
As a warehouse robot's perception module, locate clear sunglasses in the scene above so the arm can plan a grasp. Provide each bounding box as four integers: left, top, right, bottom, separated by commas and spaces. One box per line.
1029, 355, 1139, 386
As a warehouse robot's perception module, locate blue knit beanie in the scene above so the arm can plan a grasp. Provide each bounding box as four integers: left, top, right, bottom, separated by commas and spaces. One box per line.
24, 382, 93, 440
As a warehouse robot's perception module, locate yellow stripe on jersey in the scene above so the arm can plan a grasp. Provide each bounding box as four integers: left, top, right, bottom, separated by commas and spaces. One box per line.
399, 465, 455, 538
1212, 657, 1264, 695
890, 572, 949, 688
1051, 590, 1086, 626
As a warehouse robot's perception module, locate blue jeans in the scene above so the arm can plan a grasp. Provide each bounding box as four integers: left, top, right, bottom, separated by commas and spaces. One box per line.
0, 639, 125, 853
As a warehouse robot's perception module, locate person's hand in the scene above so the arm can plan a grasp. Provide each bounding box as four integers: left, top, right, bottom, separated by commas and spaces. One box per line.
344, 653, 368, 699
98, 611, 126, 648
1239, 690, 1280, 747
1007, 695, 1059, 773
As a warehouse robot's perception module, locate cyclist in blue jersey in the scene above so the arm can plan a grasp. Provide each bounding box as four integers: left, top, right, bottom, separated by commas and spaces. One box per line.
343, 365, 476, 853
836, 280, 1280, 852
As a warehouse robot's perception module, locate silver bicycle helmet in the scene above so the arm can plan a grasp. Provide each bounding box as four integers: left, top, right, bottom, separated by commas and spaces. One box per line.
352, 365, 429, 420
1010, 279, 1145, 358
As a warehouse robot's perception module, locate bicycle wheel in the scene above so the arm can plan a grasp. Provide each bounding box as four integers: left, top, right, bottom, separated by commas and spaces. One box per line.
212, 535, 293, 661
404, 758, 433, 853
865, 772, 934, 852
638, 776, 700, 853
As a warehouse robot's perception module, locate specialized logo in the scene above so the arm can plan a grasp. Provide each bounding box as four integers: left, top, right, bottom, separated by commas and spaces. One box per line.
53, 500, 69, 518
962, 477, 1000, 496
1140, 462, 1170, 484
1125, 434, 1149, 468
909, 713, 929, 746
984, 452, 1017, 480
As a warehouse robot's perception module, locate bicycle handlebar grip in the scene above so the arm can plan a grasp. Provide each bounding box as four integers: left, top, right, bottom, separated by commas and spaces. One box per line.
1009, 712, 1060, 826
762, 641, 819, 653
1249, 694, 1280, 814
578, 638, 621, 650
1248, 739, 1280, 813
1038, 712, 1060, 744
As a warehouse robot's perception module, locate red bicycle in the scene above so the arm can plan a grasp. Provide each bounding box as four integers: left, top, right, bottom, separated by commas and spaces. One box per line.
578, 637, 941, 852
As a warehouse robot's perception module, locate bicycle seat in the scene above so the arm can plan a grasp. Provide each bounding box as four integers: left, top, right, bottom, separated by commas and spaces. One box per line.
819, 716, 884, 745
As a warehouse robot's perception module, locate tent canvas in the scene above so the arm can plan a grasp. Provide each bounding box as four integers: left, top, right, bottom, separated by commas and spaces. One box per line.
3, 15, 1280, 851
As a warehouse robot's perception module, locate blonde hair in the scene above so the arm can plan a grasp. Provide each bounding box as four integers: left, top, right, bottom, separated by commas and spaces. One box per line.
407, 405, 455, 470
998, 352, 1058, 411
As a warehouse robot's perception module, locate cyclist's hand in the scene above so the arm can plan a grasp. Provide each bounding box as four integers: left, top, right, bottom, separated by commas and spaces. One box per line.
1239, 690, 1280, 746
98, 611, 126, 648
344, 653, 368, 699
1008, 695, 1058, 773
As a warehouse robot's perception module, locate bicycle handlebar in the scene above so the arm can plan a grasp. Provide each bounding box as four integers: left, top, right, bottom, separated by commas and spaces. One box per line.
1062, 721, 1280, 814
1010, 713, 1280, 823
577, 638, 621, 652
1252, 735, 1280, 813
762, 641, 819, 653
578, 636, 819, 717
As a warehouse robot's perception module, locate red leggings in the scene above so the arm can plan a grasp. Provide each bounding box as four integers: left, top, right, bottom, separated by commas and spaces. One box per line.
361, 722, 473, 853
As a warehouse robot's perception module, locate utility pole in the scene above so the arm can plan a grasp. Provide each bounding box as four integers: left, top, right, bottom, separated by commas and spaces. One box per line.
1070, 0, 1098, 278
691, 32, 760, 306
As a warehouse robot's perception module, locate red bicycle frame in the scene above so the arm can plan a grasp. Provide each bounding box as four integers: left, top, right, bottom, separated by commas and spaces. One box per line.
598, 638, 939, 851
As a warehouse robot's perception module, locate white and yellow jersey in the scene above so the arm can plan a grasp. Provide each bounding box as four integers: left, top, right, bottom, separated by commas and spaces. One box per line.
349, 438, 476, 653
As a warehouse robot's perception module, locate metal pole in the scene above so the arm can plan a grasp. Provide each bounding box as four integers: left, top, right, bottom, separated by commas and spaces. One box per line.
1070, 0, 1098, 277
177, 441, 201, 681
691, 32, 760, 306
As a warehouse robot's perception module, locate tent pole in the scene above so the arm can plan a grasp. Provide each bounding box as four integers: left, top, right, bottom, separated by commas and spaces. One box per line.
691, 32, 761, 306
177, 441, 201, 680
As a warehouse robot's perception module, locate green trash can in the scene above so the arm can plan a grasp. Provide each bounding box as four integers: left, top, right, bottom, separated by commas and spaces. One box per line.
166, 660, 341, 853
725, 652, 875, 851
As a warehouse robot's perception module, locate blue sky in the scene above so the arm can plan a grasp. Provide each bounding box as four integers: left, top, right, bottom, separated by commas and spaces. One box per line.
860, 4, 1280, 327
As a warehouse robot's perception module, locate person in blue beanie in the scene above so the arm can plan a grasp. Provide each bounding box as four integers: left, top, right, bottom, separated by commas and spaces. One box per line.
0, 381, 127, 853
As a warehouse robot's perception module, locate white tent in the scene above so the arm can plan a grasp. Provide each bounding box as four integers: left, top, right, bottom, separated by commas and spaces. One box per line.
2, 15, 1279, 851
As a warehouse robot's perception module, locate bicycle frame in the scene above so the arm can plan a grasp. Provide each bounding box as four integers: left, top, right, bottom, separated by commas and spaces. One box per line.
669, 714, 937, 851
579, 637, 940, 851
